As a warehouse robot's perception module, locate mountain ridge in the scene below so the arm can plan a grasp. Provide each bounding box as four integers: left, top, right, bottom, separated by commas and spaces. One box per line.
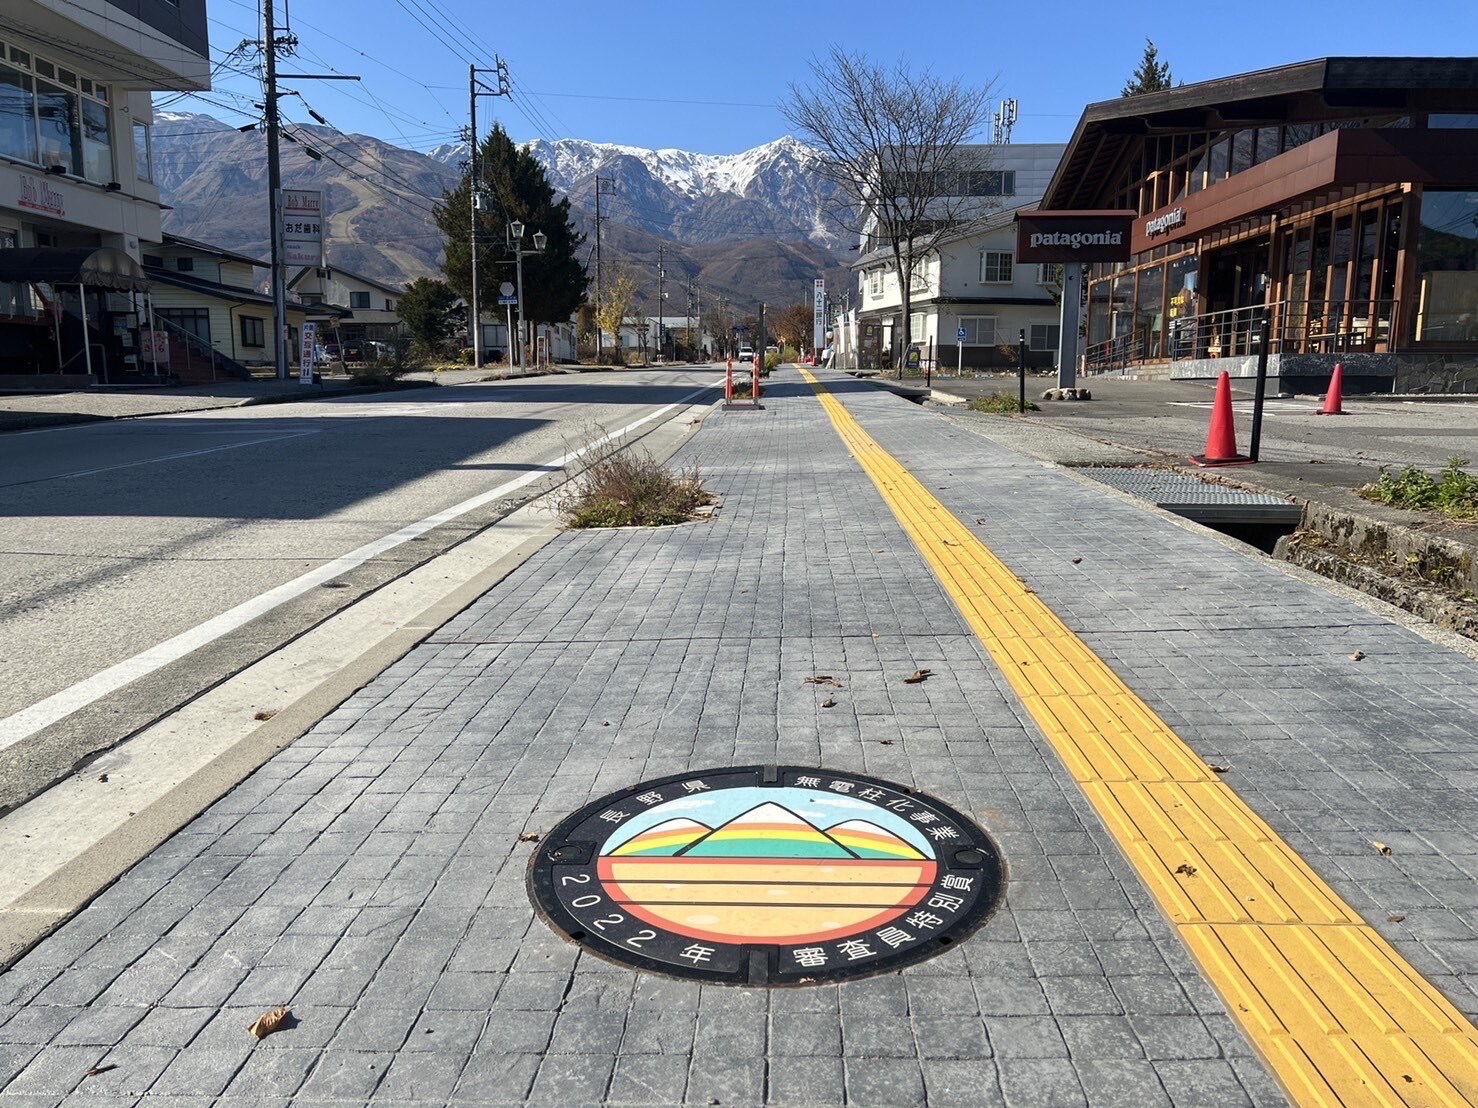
150, 112, 851, 312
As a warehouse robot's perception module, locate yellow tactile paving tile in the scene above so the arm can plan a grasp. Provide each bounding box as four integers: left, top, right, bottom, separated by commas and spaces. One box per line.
802, 370, 1478, 1107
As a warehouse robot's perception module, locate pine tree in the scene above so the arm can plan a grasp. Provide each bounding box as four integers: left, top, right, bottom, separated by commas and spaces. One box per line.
434, 123, 587, 329
1122, 39, 1174, 97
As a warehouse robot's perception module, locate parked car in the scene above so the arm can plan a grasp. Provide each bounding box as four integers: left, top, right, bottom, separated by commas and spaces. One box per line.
736, 345, 755, 365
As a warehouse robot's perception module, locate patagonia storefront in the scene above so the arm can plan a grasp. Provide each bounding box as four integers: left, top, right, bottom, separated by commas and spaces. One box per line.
1041, 57, 1478, 393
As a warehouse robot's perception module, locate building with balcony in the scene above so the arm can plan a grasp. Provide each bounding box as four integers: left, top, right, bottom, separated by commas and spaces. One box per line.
0, 0, 210, 382
847, 143, 1066, 372
1041, 57, 1478, 394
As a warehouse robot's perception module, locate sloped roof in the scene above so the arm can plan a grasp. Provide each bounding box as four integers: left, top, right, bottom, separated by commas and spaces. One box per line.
1044, 56, 1478, 209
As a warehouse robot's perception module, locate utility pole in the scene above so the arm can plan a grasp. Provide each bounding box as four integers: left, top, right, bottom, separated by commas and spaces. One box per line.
686, 275, 693, 361
258, 0, 357, 380
467, 60, 509, 369
656, 244, 665, 363
263, 0, 287, 379
594, 175, 612, 360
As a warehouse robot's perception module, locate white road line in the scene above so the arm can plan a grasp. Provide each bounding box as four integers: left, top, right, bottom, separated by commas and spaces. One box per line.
0, 384, 717, 752
0, 432, 321, 489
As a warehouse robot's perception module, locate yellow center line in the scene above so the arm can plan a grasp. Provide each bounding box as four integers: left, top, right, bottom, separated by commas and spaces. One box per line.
801, 368, 1478, 1107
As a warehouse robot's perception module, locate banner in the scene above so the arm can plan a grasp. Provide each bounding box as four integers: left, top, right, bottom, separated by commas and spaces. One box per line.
299, 321, 317, 383
282, 189, 325, 267
813, 279, 825, 353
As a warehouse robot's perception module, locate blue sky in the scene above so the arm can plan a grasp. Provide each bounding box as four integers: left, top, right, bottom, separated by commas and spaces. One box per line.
189, 0, 1478, 155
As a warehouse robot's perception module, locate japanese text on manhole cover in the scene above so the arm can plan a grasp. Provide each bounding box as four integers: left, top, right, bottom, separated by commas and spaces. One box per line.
528, 766, 1004, 985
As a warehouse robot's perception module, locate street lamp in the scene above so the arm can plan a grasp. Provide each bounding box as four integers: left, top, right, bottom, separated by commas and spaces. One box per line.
509, 222, 545, 368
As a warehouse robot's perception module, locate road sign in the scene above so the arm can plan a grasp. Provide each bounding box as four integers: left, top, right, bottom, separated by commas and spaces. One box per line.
500, 281, 514, 296
957, 327, 968, 342
497, 294, 518, 306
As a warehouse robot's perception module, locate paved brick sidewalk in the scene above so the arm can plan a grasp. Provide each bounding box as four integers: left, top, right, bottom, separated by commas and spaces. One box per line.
0, 368, 1473, 1104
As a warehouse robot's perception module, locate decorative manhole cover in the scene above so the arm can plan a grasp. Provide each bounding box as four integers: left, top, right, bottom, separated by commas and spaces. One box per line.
528, 765, 1004, 985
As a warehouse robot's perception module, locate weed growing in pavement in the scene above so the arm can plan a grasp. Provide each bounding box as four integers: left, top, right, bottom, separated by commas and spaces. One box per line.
1360, 456, 1478, 521
558, 433, 712, 529
968, 392, 1039, 414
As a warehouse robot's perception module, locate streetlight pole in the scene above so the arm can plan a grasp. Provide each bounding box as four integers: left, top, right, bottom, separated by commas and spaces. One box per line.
510, 221, 544, 369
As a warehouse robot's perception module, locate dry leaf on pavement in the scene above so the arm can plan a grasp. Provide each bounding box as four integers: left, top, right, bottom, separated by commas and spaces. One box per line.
1373, 841, 1392, 856
1350, 651, 1366, 661
903, 669, 932, 684
1175, 863, 1198, 877
804, 676, 842, 687
517, 832, 540, 843
246, 1006, 289, 1040
83, 1063, 118, 1078
820, 698, 837, 709
1388, 913, 1406, 923
1071, 557, 1082, 565
1207, 763, 1231, 773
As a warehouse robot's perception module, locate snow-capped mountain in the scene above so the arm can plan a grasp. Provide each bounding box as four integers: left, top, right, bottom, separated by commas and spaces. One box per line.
432, 136, 846, 250
148, 111, 852, 308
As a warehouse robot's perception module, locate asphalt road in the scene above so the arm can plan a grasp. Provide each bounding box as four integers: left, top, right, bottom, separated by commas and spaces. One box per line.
0, 367, 720, 811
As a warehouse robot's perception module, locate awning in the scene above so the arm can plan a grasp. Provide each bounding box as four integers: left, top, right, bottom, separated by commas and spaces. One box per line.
0, 247, 150, 291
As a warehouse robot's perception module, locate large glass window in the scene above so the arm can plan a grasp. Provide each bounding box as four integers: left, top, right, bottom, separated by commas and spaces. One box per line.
1165, 254, 1198, 357
35, 80, 79, 173
133, 119, 151, 182
80, 96, 110, 181
0, 63, 36, 163
1135, 263, 1165, 358
156, 308, 210, 343
1430, 114, 1478, 129
1415, 189, 1478, 341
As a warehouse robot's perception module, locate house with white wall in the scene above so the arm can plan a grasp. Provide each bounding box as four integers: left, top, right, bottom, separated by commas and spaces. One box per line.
850, 142, 1067, 371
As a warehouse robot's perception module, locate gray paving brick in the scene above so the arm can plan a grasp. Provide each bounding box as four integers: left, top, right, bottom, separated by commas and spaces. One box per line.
920, 1058, 1002, 1107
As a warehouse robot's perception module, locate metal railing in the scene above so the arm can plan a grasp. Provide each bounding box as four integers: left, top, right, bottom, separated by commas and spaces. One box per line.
152, 317, 253, 383
1085, 299, 1399, 372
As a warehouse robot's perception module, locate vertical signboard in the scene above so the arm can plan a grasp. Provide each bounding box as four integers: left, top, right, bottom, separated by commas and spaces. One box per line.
299, 321, 317, 384
283, 190, 325, 267
812, 279, 825, 354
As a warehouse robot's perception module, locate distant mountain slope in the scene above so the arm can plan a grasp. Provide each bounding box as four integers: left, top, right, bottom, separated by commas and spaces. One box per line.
152, 112, 850, 312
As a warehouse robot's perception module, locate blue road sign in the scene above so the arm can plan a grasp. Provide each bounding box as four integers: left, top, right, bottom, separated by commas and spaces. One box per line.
957, 327, 968, 342
498, 295, 518, 305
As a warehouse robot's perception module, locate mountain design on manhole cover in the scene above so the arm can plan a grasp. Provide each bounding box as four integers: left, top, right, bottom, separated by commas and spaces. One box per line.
599, 798, 933, 944
528, 767, 1004, 985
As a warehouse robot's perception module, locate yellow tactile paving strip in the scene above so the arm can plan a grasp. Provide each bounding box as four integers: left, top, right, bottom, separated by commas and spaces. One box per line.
801, 369, 1478, 1107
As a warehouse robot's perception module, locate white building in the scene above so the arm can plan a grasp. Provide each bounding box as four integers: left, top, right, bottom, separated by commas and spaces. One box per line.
850, 142, 1067, 371
0, 0, 210, 381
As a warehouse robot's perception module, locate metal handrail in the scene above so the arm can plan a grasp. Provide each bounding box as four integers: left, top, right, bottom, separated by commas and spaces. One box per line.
1086, 298, 1398, 371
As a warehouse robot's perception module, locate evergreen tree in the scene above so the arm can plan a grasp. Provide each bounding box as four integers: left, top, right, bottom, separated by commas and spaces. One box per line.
396, 277, 462, 352
434, 123, 587, 328
1122, 39, 1174, 97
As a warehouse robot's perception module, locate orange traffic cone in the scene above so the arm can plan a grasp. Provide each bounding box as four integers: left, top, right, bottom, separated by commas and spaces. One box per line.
1315, 363, 1347, 415
1190, 371, 1251, 466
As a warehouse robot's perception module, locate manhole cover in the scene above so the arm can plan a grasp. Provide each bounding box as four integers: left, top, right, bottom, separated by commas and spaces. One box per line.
528, 765, 1004, 985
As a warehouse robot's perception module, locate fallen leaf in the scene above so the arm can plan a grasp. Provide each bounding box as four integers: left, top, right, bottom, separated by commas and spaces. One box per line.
602, 721, 610, 727
1388, 913, 1406, 923
975, 517, 987, 525
903, 669, 932, 685
871, 632, 880, 639
879, 739, 895, 746
253, 709, 277, 721
804, 676, 842, 688
1174, 585, 1188, 590
83, 1063, 118, 1078
1207, 763, 1231, 774
1175, 863, 1198, 877
820, 698, 836, 709
1373, 840, 1392, 856
1350, 651, 1365, 661
97, 773, 109, 784
1403, 1075, 1414, 1084
517, 832, 540, 843
246, 1006, 289, 1040
1071, 557, 1082, 565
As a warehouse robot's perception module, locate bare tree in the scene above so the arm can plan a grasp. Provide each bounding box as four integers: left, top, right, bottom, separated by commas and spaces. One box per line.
782, 49, 996, 367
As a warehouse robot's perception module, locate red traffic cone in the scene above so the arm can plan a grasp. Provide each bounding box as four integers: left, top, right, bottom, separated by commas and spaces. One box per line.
1315, 362, 1347, 415
1190, 371, 1251, 466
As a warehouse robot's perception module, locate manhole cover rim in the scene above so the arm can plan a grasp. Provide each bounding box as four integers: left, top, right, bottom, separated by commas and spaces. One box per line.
527, 764, 1007, 987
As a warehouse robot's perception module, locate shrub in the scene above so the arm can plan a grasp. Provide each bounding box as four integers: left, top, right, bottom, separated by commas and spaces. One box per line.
559, 441, 712, 528
764, 351, 782, 372
1360, 457, 1478, 520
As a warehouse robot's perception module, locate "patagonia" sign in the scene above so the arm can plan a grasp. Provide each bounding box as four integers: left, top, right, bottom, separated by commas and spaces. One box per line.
1145, 207, 1186, 237
1015, 210, 1135, 263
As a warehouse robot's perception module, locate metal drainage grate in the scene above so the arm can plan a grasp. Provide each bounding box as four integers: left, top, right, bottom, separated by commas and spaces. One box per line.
1078, 467, 1302, 526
